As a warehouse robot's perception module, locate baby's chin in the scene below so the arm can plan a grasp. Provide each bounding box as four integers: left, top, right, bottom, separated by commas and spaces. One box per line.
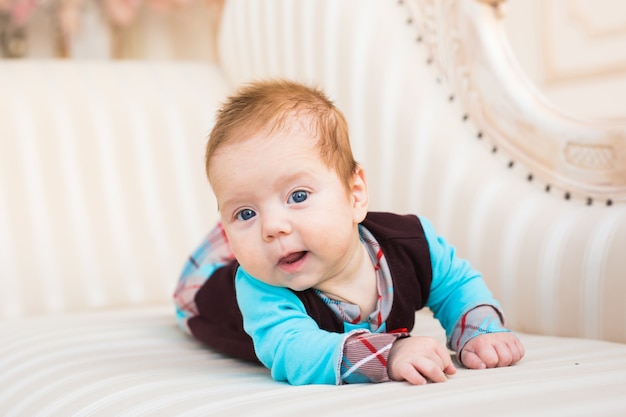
240, 266, 314, 292
285, 283, 314, 292
283, 275, 318, 293
277, 275, 312, 292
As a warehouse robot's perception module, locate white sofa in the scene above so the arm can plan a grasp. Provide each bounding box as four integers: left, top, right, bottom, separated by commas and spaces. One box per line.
1, 1, 626, 415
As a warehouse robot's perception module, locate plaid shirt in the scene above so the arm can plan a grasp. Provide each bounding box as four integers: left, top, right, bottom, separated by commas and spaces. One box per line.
174, 223, 506, 384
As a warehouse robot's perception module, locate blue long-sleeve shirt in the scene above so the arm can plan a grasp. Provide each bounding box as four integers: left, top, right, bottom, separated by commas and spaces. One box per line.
232, 215, 507, 385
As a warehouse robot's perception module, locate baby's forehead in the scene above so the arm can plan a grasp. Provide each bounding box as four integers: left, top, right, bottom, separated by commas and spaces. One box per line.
231, 121, 320, 150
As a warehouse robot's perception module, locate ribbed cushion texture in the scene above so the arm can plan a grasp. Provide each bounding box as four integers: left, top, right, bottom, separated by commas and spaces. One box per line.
2, 308, 626, 416
0, 62, 225, 318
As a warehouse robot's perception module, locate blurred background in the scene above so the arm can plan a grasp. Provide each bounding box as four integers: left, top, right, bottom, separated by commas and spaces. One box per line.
1, 0, 625, 121
0, 0, 224, 61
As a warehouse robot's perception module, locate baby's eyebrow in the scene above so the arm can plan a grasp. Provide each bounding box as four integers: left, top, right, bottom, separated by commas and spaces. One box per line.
214, 194, 244, 213
277, 169, 317, 186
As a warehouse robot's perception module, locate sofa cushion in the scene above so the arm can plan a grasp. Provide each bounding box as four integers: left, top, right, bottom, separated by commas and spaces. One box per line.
0, 62, 226, 318
1, 308, 625, 415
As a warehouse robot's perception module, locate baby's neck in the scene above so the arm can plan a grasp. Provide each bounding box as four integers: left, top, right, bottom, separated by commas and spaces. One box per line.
318, 243, 379, 320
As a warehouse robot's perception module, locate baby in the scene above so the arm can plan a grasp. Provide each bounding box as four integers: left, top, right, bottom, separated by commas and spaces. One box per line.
174, 79, 524, 385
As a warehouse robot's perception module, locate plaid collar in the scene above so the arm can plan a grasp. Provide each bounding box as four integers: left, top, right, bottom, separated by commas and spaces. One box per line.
314, 225, 393, 331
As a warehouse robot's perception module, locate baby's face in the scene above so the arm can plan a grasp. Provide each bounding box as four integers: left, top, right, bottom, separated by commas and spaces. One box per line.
208, 125, 368, 292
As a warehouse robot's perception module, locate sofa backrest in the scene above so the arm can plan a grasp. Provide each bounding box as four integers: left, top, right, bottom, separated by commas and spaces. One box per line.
217, 0, 626, 343
0, 62, 225, 318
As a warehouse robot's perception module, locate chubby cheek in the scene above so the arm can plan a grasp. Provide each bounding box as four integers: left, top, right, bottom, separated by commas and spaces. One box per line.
226, 231, 267, 275
222, 226, 248, 260
305, 215, 355, 254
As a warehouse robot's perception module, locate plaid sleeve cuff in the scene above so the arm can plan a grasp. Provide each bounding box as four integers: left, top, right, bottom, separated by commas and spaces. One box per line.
340, 331, 409, 384
449, 305, 510, 359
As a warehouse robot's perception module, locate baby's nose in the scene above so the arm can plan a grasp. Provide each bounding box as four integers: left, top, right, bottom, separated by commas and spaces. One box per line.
261, 212, 292, 241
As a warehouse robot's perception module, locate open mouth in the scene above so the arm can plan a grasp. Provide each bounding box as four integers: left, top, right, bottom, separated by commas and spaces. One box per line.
279, 251, 307, 265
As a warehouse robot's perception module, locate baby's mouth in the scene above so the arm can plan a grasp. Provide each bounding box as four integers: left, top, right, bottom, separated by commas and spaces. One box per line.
279, 251, 308, 265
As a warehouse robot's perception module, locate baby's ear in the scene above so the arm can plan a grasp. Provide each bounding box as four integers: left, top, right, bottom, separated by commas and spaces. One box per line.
350, 166, 369, 222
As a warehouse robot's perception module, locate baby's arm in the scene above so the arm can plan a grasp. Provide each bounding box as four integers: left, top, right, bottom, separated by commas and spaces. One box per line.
236, 270, 349, 385
237, 271, 447, 385
419, 216, 525, 369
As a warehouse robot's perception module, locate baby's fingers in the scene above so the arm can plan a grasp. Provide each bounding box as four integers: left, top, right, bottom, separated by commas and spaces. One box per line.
436, 348, 457, 376
394, 362, 428, 385
511, 337, 525, 364
388, 336, 457, 384
498, 337, 525, 366
461, 349, 489, 370
413, 357, 450, 383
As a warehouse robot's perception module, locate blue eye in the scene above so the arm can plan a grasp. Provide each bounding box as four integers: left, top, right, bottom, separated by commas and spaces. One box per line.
236, 209, 256, 221
288, 190, 309, 204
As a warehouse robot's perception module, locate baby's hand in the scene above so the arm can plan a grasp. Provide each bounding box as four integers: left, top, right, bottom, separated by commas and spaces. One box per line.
387, 336, 457, 385
461, 332, 525, 369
